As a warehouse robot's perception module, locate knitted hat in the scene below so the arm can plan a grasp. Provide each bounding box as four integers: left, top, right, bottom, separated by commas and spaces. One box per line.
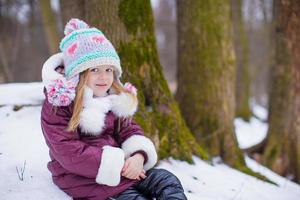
60, 18, 122, 79
42, 18, 125, 106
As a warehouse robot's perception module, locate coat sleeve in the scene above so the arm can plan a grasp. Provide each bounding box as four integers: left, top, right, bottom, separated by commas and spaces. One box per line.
41, 100, 124, 186
117, 118, 158, 171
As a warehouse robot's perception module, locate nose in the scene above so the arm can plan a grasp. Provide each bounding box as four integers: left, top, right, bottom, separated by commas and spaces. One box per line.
97, 71, 107, 79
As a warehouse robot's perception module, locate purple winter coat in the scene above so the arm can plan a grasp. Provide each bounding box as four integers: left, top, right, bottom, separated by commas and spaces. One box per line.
41, 90, 157, 199
40, 53, 157, 200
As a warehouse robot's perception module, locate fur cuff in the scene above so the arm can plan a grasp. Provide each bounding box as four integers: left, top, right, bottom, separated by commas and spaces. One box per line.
96, 146, 125, 186
121, 135, 157, 171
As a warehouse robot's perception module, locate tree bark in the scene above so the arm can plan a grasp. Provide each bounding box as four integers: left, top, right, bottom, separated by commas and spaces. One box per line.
59, 0, 208, 162
231, 0, 251, 121
39, 0, 60, 54
263, 0, 300, 183
0, 41, 13, 82
59, 0, 85, 23
176, 0, 245, 167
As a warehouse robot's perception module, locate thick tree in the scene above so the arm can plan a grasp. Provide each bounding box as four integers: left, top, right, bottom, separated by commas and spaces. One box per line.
60, 0, 207, 162
263, 0, 300, 183
175, 0, 245, 168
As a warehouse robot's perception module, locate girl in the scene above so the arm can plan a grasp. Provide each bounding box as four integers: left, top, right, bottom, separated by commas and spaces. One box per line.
41, 18, 187, 200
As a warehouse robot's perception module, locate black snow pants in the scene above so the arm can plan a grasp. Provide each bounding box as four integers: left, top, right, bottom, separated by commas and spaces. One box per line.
108, 168, 188, 200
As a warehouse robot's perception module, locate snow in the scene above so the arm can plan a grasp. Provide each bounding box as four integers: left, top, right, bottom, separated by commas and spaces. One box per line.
234, 117, 268, 149
234, 102, 269, 149
0, 82, 299, 200
0, 83, 44, 105
157, 157, 300, 200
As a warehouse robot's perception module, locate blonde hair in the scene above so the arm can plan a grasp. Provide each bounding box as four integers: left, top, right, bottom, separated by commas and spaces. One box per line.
67, 70, 137, 132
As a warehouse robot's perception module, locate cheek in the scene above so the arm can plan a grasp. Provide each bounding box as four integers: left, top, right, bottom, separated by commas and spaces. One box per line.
86, 76, 96, 87
107, 74, 114, 85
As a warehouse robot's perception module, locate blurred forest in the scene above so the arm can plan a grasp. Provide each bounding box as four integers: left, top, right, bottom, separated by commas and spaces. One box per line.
0, 0, 272, 105
1, 0, 299, 183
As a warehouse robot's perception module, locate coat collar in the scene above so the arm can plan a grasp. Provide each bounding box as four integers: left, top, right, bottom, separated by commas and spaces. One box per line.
79, 86, 138, 135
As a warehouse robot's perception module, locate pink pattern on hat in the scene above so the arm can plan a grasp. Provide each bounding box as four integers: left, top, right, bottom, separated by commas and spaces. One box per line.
92, 36, 105, 43
67, 43, 78, 55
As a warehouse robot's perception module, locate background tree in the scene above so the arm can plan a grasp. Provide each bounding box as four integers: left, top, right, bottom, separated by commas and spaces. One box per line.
39, 0, 60, 54
175, 0, 245, 168
60, 0, 85, 22
153, 0, 177, 93
60, 0, 208, 162
263, 0, 300, 183
231, 0, 251, 121
245, 0, 273, 108
0, 0, 48, 82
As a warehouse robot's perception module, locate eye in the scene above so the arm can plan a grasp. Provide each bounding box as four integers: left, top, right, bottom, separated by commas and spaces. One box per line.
90, 68, 99, 72
106, 68, 113, 72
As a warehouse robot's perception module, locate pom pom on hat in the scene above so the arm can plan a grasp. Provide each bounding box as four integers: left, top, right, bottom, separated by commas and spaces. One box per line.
64, 18, 89, 35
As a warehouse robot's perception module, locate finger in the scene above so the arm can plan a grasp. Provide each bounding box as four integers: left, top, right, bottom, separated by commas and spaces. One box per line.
122, 165, 133, 177
139, 171, 146, 178
140, 170, 146, 175
139, 172, 147, 179
128, 170, 139, 179
127, 170, 136, 179
122, 161, 129, 172
122, 168, 131, 177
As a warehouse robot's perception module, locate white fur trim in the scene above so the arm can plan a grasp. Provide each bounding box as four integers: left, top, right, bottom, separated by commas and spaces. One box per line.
96, 146, 125, 186
79, 91, 138, 135
109, 92, 138, 117
79, 87, 112, 135
121, 135, 157, 171
41, 53, 64, 87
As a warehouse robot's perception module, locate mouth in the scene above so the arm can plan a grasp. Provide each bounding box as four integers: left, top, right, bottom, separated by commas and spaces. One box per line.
96, 83, 107, 87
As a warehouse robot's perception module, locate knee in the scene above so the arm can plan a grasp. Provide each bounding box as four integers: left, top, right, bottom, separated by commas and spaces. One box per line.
147, 168, 182, 185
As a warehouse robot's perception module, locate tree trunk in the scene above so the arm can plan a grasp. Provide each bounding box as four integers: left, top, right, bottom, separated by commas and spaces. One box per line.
0, 38, 13, 82
59, 0, 85, 23
231, 0, 251, 121
39, 0, 60, 54
60, 0, 208, 162
263, 0, 300, 183
176, 0, 245, 167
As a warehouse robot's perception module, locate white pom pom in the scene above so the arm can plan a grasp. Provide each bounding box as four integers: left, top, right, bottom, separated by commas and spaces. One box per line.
64, 18, 89, 35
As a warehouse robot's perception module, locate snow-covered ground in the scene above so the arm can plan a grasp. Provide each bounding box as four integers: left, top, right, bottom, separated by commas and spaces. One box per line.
0, 82, 299, 200
234, 102, 268, 149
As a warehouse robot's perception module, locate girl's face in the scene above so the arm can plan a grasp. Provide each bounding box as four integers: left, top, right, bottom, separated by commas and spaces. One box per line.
86, 65, 114, 97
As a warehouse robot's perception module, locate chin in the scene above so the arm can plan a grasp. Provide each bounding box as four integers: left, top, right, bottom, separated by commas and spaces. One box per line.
94, 93, 106, 97
93, 90, 107, 97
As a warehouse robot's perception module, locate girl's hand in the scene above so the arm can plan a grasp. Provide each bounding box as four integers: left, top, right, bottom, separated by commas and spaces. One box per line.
121, 153, 147, 180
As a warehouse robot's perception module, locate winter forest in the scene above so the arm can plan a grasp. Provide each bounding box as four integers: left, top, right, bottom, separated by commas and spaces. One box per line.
0, 0, 300, 199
